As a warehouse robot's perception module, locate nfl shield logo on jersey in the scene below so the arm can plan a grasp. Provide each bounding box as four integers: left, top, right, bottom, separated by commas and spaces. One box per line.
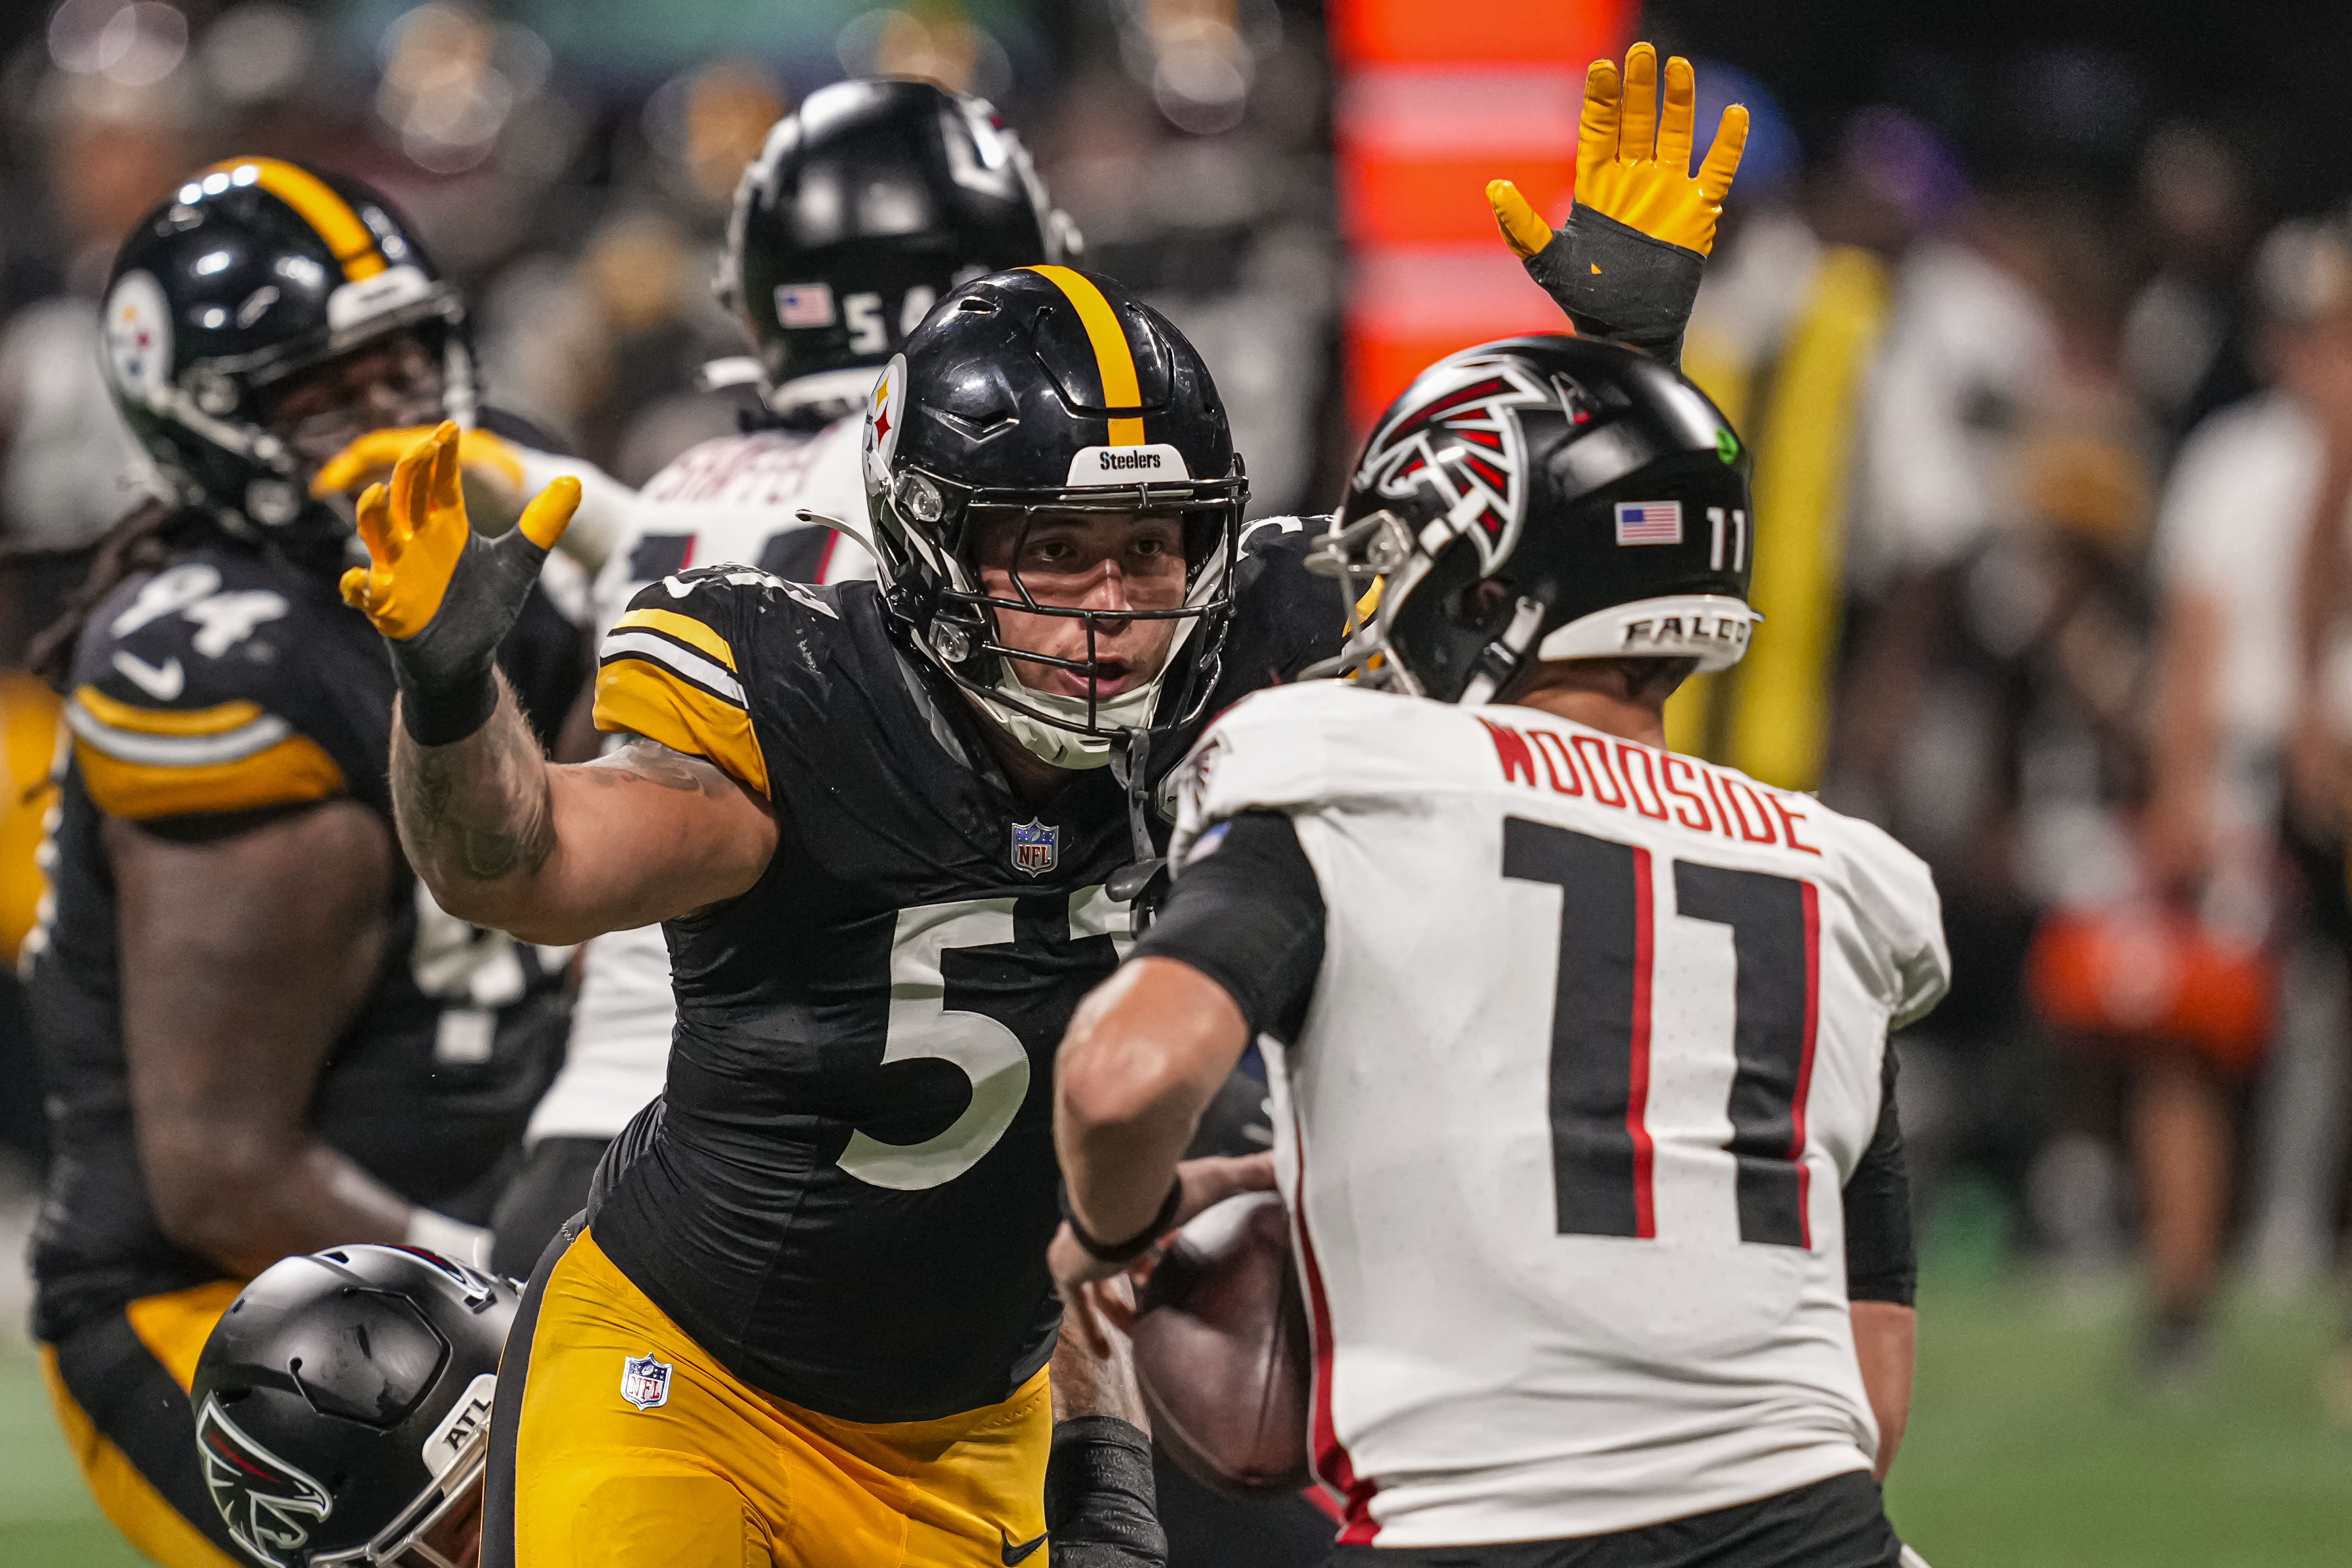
1010, 818, 1058, 877
619, 1353, 672, 1411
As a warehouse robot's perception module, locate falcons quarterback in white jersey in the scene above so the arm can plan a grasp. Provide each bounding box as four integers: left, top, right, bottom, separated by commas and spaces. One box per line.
1054, 337, 1945, 1568
487, 76, 1080, 1277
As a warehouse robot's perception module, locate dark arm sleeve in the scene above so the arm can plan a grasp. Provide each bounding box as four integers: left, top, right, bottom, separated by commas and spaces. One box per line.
1132, 810, 1326, 1043
1842, 1045, 1916, 1306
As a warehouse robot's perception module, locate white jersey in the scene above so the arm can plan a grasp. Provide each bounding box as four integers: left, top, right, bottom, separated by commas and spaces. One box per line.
1169, 684, 1950, 1548
525, 416, 875, 1145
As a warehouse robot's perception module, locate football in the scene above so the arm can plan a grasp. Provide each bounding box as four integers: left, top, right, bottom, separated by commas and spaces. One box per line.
1130, 1190, 1314, 1496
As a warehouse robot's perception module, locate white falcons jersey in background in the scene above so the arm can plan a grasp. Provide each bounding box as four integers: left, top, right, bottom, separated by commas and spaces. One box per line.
1170, 683, 1949, 1550
525, 415, 876, 1146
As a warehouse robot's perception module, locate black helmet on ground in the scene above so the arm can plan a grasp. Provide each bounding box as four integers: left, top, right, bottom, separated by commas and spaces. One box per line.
857, 264, 1246, 768
101, 157, 474, 539
191, 1245, 517, 1568
717, 77, 1078, 420
1314, 334, 1756, 703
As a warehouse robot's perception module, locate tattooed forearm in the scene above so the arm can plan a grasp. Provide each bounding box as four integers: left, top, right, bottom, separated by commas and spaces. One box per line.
385, 674, 776, 942
389, 676, 558, 889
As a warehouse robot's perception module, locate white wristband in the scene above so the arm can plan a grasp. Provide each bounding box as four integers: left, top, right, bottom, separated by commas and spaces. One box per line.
404, 1209, 493, 1271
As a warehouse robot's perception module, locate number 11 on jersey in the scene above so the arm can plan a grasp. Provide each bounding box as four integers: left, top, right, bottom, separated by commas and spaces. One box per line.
1504, 817, 1823, 1249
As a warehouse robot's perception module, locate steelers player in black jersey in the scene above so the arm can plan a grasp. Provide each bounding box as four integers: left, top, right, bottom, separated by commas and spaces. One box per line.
26, 160, 579, 1568
338, 47, 1750, 1568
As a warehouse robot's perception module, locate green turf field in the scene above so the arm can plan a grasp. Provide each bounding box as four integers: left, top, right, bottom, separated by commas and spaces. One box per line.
2, 1269, 2347, 1566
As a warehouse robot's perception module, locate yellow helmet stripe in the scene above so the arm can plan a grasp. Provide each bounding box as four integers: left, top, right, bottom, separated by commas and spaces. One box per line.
1023, 265, 1146, 446
203, 158, 387, 283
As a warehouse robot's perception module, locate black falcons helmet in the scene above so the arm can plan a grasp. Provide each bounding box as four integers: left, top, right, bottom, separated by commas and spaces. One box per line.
858, 264, 1246, 767
191, 1246, 518, 1568
102, 157, 474, 537
1317, 335, 1755, 703
719, 78, 1076, 417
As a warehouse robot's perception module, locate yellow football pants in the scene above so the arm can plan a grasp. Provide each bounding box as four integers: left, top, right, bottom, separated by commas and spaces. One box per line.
499, 1228, 1053, 1567
42, 1278, 248, 1568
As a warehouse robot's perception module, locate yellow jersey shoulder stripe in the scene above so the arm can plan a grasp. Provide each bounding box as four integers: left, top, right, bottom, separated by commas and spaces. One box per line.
202, 157, 386, 283
67, 687, 288, 767
594, 661, 770, 799
610, 608, 739, 674
67, 684, 345, 820
73, 685, 265, 739
75, 735, 346, 821
599, 627, 746, 708
1022, 265, 1146, 447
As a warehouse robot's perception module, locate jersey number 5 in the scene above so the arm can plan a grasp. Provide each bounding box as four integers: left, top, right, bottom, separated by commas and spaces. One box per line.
1503, 817, 1822, 1249
837, 901, 1033, 1192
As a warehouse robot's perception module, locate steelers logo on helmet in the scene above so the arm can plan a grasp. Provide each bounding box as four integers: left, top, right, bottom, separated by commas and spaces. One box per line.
1323, 333, 1757, 706
1351, 349, 1555, 574
103, 271, 174, 411
859, 264, 1247, 769
864, 352, 909, 495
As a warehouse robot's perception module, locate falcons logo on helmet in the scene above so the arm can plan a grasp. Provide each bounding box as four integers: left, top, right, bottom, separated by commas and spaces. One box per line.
196, 1395, 333, 1568
1352, 352, 1556, 572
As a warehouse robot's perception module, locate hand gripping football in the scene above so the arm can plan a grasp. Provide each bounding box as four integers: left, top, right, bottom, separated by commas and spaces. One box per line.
1130, 1190, 1313, 1497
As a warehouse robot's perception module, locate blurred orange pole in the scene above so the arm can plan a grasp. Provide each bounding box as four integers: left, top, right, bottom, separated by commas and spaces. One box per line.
1330, 0, 1636, 434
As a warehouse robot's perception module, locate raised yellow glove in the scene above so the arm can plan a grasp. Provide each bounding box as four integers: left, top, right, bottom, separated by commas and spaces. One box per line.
314, 423, 529, 535
1489, 44, 1750, 365
340, 422, 579, 744
1573, 45, 1748, 256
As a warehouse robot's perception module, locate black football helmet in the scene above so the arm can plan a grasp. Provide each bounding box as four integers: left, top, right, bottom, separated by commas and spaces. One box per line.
190, 1245, 518, 1568
1316, 335, 1756, 703
718, 77, 1077, 419
101, 157, 474, 537
857, 264, 1246, 768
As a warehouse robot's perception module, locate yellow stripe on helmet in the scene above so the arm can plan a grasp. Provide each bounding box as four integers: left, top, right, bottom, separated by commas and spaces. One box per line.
203, 157, 387, 282
1024, 265, 1146, 446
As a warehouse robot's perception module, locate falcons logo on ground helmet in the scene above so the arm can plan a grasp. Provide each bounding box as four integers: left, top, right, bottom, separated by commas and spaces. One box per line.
196, 1395, 334, 1567
1350, 352, 1558, 573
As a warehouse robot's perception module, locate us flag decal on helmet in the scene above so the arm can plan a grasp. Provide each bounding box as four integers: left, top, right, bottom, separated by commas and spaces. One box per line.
1352, 352, 1553, 572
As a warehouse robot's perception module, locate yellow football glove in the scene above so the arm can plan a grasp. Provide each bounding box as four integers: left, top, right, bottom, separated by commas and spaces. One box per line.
313, 423, 529, 534
1489, 44, 1750, 365
340, 422, 580, 744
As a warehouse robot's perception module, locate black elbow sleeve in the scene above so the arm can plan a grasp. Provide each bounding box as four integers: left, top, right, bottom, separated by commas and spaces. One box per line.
1843, 1051, 1917, 1307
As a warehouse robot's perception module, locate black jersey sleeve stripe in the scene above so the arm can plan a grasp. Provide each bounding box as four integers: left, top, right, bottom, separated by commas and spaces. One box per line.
1842, 1048, 1915, 1306
1137, 809, 1327, 1042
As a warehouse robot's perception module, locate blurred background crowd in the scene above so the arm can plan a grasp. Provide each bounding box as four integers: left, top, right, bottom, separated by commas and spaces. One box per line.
4, 0, 2352, 1560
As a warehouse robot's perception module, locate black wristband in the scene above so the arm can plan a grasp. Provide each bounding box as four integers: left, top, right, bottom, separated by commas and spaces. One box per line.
393, 656, 500, 747
1524, 205, 1705, 368
1045, 1416, 1166, 1568
1061, 1177, 1182, 1265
